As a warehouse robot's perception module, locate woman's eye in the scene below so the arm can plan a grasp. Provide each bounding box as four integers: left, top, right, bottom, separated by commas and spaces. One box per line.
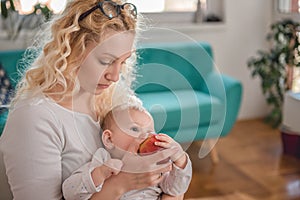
130, 127, 139, 132
99, 60, 112, 66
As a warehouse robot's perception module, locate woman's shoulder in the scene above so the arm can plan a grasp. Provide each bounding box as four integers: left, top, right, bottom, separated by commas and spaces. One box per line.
0, 95, 65, 147
10, 95, 58, 118
6, 96, 63, 131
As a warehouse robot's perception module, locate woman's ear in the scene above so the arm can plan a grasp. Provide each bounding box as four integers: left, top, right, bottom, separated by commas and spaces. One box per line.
102, 129, 114, 149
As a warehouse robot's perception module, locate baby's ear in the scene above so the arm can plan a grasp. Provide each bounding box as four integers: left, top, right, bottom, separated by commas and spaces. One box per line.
102, 129, 114, 149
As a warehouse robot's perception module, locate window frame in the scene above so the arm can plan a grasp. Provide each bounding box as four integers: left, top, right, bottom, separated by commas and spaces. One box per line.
138, 0, 225, 26
141, 11, 196, 24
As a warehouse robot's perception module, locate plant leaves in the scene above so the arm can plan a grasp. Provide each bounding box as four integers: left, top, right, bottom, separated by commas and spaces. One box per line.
9, 0, 15, 11
247, 18, 300, 128
1, 0, 8, 18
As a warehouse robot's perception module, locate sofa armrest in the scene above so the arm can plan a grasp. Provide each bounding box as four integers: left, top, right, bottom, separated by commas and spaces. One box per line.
0, 110, 8, 136
201, 72, 243, 136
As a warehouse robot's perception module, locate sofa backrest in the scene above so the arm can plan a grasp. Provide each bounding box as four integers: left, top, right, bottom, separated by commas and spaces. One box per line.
134, 41, 214, 93
0, 50, 26, 88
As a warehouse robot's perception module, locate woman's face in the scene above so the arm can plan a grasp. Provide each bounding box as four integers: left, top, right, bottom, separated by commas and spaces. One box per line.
77, 31, 135, 95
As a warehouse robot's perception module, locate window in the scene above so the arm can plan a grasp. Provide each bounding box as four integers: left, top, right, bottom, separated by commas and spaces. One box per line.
278, 0, 300, 13
128, 0, 224, 24
293, 67, 300, 92
0, 0, 224, 30
129, 0, 200, 13
14, 0, 67, 14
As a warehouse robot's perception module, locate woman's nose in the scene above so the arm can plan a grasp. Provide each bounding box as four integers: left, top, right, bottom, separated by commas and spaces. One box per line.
105, 62, 122, 82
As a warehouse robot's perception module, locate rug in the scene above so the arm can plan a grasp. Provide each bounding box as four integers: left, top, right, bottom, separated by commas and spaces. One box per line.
185, 192, 256, 200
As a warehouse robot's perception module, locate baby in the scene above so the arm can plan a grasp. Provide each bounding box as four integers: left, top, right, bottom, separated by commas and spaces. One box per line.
63, 98, 192, 200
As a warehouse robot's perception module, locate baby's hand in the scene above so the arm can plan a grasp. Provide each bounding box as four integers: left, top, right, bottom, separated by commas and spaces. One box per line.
92, 159, 123, 187
154, 134, 187, 169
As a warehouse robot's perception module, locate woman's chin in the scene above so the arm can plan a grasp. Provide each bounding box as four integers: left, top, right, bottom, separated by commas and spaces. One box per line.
93, 85, 110, 95
93, 90, 104, 95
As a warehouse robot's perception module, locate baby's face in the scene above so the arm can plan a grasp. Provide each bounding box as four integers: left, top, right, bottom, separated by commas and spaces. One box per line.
108, 108, 155, 154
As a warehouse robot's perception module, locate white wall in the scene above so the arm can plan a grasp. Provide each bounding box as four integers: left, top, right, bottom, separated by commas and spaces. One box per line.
140, 0, 273, 120
0, 0, 274, 120
220, 0, 272, 119
0, 32, 35, 50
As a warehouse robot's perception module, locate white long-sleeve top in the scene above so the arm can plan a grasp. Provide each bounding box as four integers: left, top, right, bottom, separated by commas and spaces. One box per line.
63, 148, 192, 200
0, 95, 102, 200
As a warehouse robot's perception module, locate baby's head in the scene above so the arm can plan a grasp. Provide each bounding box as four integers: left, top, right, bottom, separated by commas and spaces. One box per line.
101, 98, 155, 158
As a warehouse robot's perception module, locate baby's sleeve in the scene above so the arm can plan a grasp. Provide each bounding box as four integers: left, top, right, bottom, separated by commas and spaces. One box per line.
159, 153, 192, 196
62, 148, 111, 200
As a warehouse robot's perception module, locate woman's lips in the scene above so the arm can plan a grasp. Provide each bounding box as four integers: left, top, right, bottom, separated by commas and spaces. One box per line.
97, 84, 110, 89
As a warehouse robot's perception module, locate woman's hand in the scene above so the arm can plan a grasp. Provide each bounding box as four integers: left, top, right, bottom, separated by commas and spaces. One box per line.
115, 164, 172, 192
90, 143, 179, 199
91, 163, 172, 200
121, 146, 179, 173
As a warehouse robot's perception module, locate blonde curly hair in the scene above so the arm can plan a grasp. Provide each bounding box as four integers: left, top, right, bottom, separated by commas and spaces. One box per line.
13, 0, 142, 121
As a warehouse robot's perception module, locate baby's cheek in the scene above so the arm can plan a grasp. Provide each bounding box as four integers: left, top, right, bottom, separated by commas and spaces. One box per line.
126, 139, 140, 153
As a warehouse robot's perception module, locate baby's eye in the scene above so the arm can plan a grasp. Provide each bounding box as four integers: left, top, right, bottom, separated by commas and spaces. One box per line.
130, 127, 139, 132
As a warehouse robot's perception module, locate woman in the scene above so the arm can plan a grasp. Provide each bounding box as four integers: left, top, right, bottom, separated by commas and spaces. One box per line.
0, 0, 176, 199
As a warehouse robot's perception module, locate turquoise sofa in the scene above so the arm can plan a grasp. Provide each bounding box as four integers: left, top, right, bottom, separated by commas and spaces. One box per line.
0, 49, 25, 134
0, 42, 242, 144
134, 42, 242, 144
0, 42, 242, 199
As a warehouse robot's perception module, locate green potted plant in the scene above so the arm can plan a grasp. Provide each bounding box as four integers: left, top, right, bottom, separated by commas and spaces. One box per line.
1, 0, 53, 40
247, 19, 300, 128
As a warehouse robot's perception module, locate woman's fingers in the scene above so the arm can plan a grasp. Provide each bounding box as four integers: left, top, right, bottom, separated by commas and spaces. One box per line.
115, 163, 172, 192
121, 148, 176, 173
151, 163, 172, 175
103, 159, 123, 175
130, 168, 169, 189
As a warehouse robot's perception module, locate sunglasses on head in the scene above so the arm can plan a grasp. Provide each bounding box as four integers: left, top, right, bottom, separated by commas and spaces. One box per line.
79, 0, 137, 21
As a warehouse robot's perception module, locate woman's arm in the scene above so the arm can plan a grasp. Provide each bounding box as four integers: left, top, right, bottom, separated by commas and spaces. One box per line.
90, 141, 178, 199
63, 148, 122, 200
90, 165, 172, 200
90, 174, 125, 200
0, 105, 63, 199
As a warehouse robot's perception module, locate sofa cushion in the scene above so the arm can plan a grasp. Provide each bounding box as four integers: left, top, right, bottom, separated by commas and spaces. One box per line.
137, 90, 224, 133
0, 63, 14, 111
0, 49, 25, 88
0, 63, 14, 135
0, 111, 8, 135
135, 42, 213, 93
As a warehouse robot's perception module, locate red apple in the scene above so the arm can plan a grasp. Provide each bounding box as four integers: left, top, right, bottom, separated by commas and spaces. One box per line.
138, 134, 170, 164
137, 134, 164, 155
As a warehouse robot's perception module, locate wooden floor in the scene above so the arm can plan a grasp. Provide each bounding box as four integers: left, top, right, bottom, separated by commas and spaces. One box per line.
183, 119, 300, 200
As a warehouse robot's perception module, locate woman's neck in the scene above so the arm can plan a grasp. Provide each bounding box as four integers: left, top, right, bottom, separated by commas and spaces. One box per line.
73, 91, 97, 121
50, 91, 98, 122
